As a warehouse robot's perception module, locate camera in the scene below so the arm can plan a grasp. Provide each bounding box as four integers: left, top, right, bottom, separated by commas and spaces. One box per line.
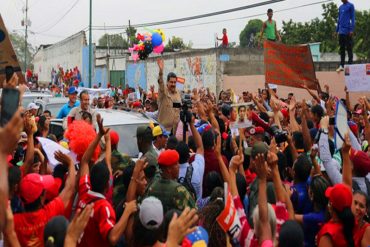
269, 124, 288, 144
173, 94, 192, 125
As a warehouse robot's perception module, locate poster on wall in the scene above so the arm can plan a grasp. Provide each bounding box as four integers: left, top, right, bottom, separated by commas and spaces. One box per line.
0, 15, 26, 87
264, 41, 318, 90
126, 63, 147, 91
344, 64, 370, 92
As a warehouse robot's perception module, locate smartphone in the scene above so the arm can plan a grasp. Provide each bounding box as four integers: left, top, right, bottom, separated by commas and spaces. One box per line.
0, 88, 20, 126
5, 66, 15, 82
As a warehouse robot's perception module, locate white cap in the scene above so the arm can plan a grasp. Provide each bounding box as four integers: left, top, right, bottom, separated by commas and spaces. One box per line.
27, 102, 40, 110
139, 196, 164, 230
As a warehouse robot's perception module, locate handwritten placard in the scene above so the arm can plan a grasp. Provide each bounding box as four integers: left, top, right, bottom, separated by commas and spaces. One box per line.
344, 64, 370, 92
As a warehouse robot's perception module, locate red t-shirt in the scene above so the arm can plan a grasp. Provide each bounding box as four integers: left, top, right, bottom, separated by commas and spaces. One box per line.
316, 220, 348, 247
14, 197, 65, 247
77, 175, 116, 247
354, 222, 370, 247
222, 34, 228, 47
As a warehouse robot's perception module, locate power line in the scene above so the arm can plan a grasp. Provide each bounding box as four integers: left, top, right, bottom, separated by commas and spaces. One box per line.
91, 0, 285, 30
164, 0, 333, 30
34, 0, 81, 33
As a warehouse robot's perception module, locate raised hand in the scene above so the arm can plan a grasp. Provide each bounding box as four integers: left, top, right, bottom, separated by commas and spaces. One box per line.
65, 203, 94, 245
254, 153, 268, 180
0, 109, 23, 155
341, 133, 351, 154
166, 208, 199, 246
97, 114, 110, 137
124, 200, 138, 215
157, 58, 164, 72
54, 151, 73, 166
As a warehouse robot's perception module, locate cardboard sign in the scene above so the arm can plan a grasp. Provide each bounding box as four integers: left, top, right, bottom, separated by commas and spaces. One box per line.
264, 41, 318, 90
344, 64, 370, 92
216, 183, 242, 240
334, 100, 349, 150
37, 137, 78, 169
0, 15, 25, 87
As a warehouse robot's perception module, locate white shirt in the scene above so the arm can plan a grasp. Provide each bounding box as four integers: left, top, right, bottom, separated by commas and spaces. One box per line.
178, 153, 205, 200
153, 144, 163, 155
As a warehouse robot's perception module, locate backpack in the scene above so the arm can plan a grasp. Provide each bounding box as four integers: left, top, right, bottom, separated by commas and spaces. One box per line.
178, 165, 197, 200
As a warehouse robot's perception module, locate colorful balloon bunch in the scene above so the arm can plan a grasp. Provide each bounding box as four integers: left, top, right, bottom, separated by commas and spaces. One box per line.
129, 29, 166, 62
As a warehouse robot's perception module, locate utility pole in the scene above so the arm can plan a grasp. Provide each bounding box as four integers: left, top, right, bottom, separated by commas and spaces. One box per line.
88, 0, 92, 88
128, 20, 131, 46
24, 0, 28, 74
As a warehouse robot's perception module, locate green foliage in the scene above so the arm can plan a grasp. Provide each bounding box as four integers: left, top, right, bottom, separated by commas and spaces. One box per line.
239, 19, 263, 48
281, 3, 370, 59
9, 32, 35, 70
165, 36, 190, 51
126, 26, 137, 46
98, 34, 129, 48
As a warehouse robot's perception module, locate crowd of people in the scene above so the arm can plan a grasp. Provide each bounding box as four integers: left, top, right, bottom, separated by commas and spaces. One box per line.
0, 1, 363, 247
2, 52, 370, 247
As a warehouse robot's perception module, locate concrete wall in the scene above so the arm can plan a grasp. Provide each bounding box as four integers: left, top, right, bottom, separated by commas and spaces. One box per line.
223, 72, 370, 103
33, 31, 86, 82
126, 49, 218, 93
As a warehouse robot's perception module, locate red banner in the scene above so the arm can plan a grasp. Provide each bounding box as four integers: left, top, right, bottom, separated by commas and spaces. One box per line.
0, 15, 26, 87
264, 41, 318, 90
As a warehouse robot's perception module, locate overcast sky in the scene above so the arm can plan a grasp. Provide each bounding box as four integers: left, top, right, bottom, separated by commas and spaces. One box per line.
1, 0, 368, 48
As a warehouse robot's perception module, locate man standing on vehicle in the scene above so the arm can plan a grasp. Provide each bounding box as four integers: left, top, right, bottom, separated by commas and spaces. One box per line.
57, 86, 80, 119
65, 90, 97, 127
156, 59, 181, 132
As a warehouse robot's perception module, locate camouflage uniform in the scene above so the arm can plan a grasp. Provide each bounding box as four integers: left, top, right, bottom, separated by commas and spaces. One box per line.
143, 178, 196, 213
142, 146, 159, 180
111, 150, 135, 207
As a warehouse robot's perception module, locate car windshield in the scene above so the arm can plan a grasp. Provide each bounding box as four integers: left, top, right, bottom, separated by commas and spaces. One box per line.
22, 97, 34, 109
107, 124, 147, 158
46, 103, 65, 117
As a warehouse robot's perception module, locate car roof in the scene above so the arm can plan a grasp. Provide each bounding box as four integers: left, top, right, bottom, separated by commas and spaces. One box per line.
23, 93, 53, 98
95, 109, 154, 126
34, 97, 69, 104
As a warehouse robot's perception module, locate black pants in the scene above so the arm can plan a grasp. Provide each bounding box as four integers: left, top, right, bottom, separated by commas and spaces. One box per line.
339, 34, 353, 67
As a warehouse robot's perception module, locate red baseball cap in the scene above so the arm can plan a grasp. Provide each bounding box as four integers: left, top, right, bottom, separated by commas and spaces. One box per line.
158, 150, 179, 167
325, 183, 352, 212
110, 130, 120, 146
20, 173, 56, 204
247, 126, 265, 136
133, 101, 142, 108
350, 148, 370, 177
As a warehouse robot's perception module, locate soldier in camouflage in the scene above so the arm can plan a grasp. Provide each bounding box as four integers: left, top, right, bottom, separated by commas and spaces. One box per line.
143, 149, 196, 213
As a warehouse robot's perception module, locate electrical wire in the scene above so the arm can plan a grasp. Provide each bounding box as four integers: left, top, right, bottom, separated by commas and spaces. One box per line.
90, 0, 285, 30
89, 0, 332, 31
34, 0, 81, 33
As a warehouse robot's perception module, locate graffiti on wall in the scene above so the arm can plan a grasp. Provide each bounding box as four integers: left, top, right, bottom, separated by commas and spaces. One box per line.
126, 63, 147, 91
144, 54, 217, 93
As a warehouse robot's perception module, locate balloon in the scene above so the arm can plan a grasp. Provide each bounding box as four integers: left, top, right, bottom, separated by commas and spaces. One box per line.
136, 33, 145, 41
153, 43, 164, 54
132, 54, 139, 62
154, 29, 166, 43
144, 40, 153, 54
151, 32, 163, 47
138, 50, 148, 60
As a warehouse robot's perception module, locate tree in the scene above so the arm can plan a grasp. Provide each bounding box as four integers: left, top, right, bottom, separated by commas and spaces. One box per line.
239, 19, 263, 48
165, 36, 190, 51
126, 26, 137, 46
9, 32, 35, 70
98, 34, 128, 48
281, 3, 370, 59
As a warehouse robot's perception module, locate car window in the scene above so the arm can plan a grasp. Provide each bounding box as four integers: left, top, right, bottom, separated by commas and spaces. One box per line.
22, 97, 34, 109
46, 103, 66, 117
107, 124, 147, 158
